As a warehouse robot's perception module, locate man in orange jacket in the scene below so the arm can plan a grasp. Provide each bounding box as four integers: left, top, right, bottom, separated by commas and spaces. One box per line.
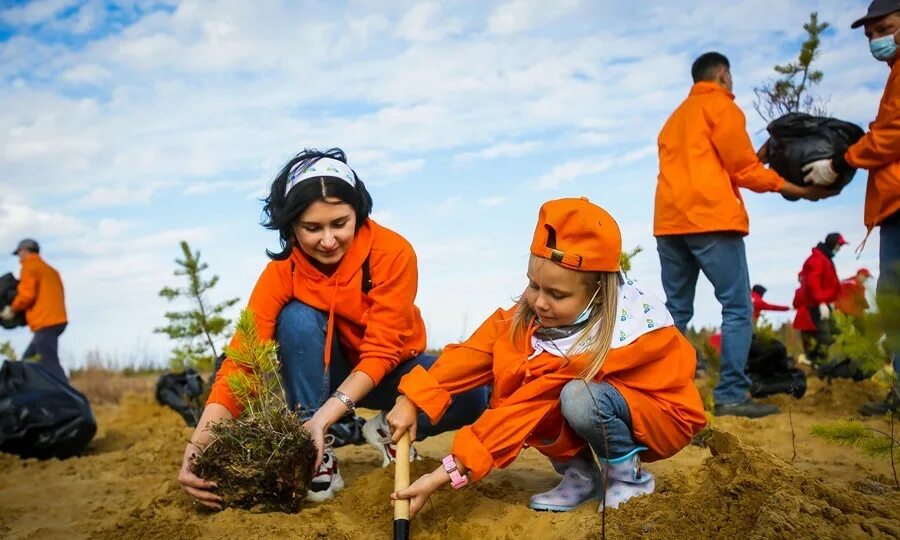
803, 1, 900, 415
1, 239, 68, 380
655, 52, 833, 418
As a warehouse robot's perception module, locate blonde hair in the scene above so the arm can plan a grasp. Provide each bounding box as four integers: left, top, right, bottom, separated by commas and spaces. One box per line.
511, 268, 620, 381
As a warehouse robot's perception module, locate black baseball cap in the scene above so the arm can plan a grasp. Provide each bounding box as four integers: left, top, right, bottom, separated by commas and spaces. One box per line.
11, 238, 39, 255
852, 0, 900, 28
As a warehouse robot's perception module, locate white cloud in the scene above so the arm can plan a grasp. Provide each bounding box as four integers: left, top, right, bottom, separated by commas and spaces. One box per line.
478, 196, 506, 207
0, 0, 80, 26
455, 141, 540, 163
396, 2, 463, 43
532, 145, 656, 191
488, 0, 580, 35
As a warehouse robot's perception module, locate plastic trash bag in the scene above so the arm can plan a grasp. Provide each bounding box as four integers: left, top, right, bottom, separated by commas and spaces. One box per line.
766, 112, 865, 200
0, 273, 26, 330
155, 369, 205, 427
746, 335, 807, 399
0, 360, 96, 459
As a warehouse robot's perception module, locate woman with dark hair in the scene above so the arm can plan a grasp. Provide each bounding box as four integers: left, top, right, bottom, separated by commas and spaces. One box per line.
177, 148, 488, 508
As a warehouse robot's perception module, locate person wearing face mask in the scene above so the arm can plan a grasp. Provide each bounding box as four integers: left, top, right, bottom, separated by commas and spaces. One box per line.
655, 52, 836, 420
385, 198, 707, 517
177, 148, 489, 509
793, 233, 847, 367
803, 1, 900, 416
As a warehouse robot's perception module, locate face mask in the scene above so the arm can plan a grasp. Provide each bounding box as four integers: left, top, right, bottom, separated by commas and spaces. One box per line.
571, 285, 602, 325
870, 32, 898, 61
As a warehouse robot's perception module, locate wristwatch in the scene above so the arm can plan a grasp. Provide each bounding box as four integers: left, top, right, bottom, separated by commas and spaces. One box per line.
442, 454, 469, 489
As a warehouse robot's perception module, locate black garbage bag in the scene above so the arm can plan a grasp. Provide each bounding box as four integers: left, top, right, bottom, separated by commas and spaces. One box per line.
155, 369, 205, 427
816, 357, 872, 382
750, 368, 807, 399
746, 335, 807, 398
0, 273, 26, 329
0, 360, 96, 459
766, 112, 865, 200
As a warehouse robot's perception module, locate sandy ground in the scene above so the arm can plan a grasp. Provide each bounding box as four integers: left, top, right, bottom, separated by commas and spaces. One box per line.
0, 376, 898, 539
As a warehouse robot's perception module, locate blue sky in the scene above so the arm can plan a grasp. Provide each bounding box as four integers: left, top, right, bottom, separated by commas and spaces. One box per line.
0, 0, 887, 368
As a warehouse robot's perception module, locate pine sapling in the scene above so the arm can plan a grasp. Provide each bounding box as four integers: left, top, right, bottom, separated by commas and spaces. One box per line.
0, 340, 16, 361
193, 309, 316, 512
619, 246, 643, 280
155, 241, 240, 372
811, 419, 899, 489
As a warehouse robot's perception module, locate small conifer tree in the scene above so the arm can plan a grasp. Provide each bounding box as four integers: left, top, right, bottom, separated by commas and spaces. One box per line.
155, 241, 239, 372
811, 419, 898, 488
754, 12, 830, 122
194, 310, 315, 511
0, 340, 16, 361
620, 246, 643, 279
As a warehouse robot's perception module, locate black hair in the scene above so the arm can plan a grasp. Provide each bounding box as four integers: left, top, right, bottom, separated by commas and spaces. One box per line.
752, 284, 767, 296
261, 147, 373, 260
691, 52, 730, 83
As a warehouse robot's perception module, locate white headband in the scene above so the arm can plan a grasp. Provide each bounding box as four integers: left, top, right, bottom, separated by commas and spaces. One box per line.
285, 157, 357, 196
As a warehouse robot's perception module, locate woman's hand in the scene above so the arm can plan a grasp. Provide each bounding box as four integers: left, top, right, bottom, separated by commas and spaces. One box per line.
391, 470, 447, 519
303, 415, 330, 470
387, 395, 419, 443
177, 441, 223, 510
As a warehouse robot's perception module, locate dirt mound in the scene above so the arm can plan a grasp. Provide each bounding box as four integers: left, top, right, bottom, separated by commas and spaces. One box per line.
1, 394, 898, 539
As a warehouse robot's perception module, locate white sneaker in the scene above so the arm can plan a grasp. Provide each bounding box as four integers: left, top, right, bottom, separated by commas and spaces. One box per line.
362, 412, 421, 467
306, 446, 345, 502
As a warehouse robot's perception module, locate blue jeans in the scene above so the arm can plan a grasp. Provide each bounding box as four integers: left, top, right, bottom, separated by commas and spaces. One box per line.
657, 233, 753, 405
276, 301, 489, 440
879, 212, 900, 388
560, 380, 641, 461
23, 323, 67, 381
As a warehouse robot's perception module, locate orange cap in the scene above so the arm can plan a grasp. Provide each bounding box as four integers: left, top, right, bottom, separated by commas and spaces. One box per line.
529, 197, 622, 272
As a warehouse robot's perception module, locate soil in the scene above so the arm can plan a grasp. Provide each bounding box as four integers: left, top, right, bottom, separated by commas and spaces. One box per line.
0, 376, 898, 539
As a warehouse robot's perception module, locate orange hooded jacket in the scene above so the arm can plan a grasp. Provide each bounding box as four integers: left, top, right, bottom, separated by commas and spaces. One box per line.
11, 253, 67, 332
398, 306, 707, 483
655, 82, 785, 236
844, 59, 900, 229
208, 219, 427, 417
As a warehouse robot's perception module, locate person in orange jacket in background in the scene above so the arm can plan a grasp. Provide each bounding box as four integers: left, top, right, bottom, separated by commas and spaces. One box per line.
1, 239, 68, 380
751, 284, 790, 323
836, 268, 873, 318
386, 198, 706, 517
654, 52, 834, 420
177, 148, 488, 509
802, 0, 900, 415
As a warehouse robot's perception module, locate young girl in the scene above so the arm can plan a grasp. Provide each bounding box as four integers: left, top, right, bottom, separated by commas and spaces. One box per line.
388, 197, 706, 516
177, 148, 488, 508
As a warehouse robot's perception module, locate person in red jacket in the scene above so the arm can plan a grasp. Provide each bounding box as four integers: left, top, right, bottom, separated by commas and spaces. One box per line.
1, 239, 68, 380
751, 284, 790, 323
177, 148, 488, 509
793, 233, 847, 365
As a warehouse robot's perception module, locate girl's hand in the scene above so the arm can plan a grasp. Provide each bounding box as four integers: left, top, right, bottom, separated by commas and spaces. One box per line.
386, 395, 419, 443
177, 441, 223, 510
391, 471, 445, 519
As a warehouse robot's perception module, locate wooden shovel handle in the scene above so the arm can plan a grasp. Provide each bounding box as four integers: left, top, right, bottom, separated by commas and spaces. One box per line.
394, 431, 411, 520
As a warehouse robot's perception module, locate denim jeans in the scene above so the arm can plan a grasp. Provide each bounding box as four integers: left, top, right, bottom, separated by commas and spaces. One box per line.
560, 380, 641, 461
878, 212, 900, 388
22, 323, 67, 381
276, 300, 489, 440
657, 233, 753, 405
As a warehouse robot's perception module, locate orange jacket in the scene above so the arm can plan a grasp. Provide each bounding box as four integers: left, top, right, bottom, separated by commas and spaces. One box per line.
208, 219, 427, 417
844, 59, 900, 228
835, 277, 868, 317
11, 253, 67, 331
655, 82, 785, 236
399, 307, 707, 483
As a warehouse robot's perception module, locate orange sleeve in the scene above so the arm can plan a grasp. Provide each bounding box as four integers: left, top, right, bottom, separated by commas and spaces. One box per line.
10, 262, 37, 312
353, 244, 421, 385
710, 101, 785, 193
207, 260, 293, 417
846, 72, 900, 170
398, 308, 505, 422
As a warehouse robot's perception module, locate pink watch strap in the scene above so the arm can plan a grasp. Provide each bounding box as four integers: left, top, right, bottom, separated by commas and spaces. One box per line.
442, 455, 468, 489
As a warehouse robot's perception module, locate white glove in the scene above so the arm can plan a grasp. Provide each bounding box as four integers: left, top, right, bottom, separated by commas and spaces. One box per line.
802, 159, 839, 186
818, 304, 830, 320
0, 306, 14, 321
